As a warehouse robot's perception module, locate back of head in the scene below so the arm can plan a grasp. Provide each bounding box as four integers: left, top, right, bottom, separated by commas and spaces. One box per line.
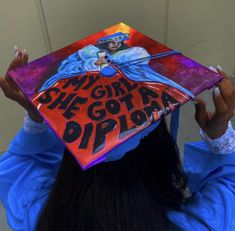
37, 120, 187, 231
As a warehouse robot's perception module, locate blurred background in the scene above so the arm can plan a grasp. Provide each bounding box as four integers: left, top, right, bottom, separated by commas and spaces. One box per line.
0, 0, 234, 230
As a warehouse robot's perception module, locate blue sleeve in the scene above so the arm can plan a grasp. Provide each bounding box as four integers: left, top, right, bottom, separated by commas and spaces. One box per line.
167, 141, 235, 231
0, 128, 64, 231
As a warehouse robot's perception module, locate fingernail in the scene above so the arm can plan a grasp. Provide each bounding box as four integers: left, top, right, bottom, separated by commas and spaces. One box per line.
209, 66, 218, 73
217, 65, 223, 71
23, 49, 27, 55
15, 50, 19, 57
14, 45, 18, 53
214, 87, 220, 96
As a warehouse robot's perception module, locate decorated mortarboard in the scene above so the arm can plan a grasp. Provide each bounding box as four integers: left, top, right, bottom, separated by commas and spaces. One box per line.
9, 22, 222, 170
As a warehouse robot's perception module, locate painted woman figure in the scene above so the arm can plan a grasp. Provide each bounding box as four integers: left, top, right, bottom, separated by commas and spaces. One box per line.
39, 32, 194, 98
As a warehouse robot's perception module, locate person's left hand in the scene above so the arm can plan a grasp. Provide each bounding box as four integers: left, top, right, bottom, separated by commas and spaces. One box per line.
194, 66, 235, 139
0, 47, 43, 122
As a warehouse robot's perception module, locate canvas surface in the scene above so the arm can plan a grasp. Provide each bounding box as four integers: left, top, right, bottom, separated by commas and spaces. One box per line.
9, 22, 222, 169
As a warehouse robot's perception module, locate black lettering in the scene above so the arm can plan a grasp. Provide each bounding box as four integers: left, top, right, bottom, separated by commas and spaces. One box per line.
62, 76, 87, 91
131, 110, 148, 126
111, 81, 126, 97
161, 91, 179, 109
119, 93, 134, 111
63, 96, 88, 119
119, 114, 136, 139
105, 99, 120, 115
82, 75, 100, 89
91, 85, 106, 99
79, 122, 93, 149
48, 93, 76, 110
138, 87, 159, 105
63, 121, 81, 143
105, 85, 113, 98
88, 101, 106, 121
37, 88, 60, 104
93, 119, 117, 153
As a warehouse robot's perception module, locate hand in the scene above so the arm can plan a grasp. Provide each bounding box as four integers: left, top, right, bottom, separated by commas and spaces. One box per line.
0, 47, 43, 122
95, 57, 108, 66
194, 66, 235, 139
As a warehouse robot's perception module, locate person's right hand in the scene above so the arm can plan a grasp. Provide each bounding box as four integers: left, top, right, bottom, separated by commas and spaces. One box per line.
0, 47, 43, 122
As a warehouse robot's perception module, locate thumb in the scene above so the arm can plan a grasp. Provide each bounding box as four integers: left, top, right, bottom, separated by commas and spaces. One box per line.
0, 76, 9, 96
193, 98, 209, 129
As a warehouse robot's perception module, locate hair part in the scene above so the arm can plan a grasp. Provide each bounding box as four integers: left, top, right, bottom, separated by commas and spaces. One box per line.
96, 41, 130, 54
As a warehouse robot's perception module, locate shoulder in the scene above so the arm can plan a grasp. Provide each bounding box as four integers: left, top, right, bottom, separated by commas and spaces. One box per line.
5, 168, 55, 231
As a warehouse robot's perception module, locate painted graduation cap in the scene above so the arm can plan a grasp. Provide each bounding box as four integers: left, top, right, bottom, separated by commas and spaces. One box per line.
9, 22, 222, 170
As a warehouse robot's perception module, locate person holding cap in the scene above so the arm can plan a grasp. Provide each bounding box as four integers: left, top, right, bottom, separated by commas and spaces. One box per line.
0, 48, 235, 231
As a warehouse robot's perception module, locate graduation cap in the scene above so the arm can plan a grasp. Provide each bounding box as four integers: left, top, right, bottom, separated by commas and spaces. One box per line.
9, 22, 222, 170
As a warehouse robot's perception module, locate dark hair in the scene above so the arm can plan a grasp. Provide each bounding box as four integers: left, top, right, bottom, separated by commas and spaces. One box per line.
36, 120, 187, 231
96, 41, 129, 54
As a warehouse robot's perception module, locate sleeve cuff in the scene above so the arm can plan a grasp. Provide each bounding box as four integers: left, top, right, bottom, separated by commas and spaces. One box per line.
184, 141, 235, 193
200, 121, 235, 155
23, 112, 48, 134
7, 112, 59, 155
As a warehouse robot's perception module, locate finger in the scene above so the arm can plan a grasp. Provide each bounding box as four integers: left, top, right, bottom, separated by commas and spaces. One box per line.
216, 66, 234, 106
209, 66, 218, 73
6, 56, 22, 75
217, 79, 235, 109
22, 49, 29, 64
0, 76, 9, 94
212, 87, 228, 115
4, 56, 22, 91
216, 65, 232, 84
5, 47, 25, 78
217, 65, 228, 78
208, 111, 213, 120
13, 45, 23, 60
14, 45, 18, 54
0, 76, 14, 100
193, 97, 210, 129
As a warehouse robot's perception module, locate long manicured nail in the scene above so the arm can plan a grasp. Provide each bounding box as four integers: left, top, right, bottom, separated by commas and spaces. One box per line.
209, 66, 217, 73
217, 65, 223, 71
23, 49, 27, 55
14, 45, 18, 53
214, 87, 220, 96
15, 50, 19, 57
